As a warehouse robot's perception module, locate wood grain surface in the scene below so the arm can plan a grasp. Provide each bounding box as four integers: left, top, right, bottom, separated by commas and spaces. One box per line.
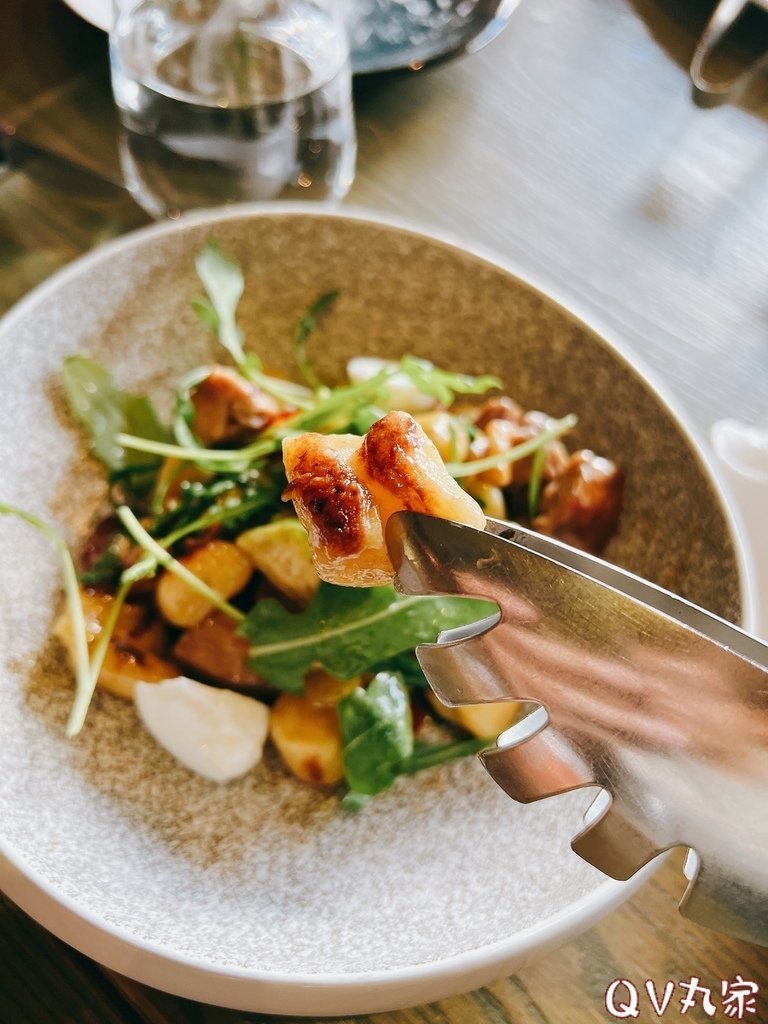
1, 0, 766, 1021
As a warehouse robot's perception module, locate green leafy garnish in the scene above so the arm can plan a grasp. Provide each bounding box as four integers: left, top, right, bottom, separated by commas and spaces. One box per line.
338, 673, 492, 806
338, 672, 413, 797
240, 582, 497, 692
116, 505, 245, 622
0, 505, 90, 737
369, 650, 429, 689
294, 290, 338, 390
447, 413, 576, 478
398, 355, 502, 407
399, 736, 490, 774
61, 356, 168, 476
527, 443, 546, 518
194, 240, 251, 371
79, 547, 124, 588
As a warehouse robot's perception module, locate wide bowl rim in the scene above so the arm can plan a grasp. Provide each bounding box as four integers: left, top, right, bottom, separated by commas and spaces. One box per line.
0, 202, 755, 1014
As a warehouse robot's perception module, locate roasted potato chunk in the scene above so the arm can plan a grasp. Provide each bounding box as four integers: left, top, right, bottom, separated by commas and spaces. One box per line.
54, 589, 177, 699
155, 540, 252, 628
427, 690, 523, 739
236, 519, 320, 605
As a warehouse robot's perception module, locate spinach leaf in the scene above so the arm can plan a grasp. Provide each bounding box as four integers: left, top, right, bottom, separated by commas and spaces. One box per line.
62, 356, 169, 473
240, 582, 496, 692
338, 675, 491, 807
338, 672, 413, 796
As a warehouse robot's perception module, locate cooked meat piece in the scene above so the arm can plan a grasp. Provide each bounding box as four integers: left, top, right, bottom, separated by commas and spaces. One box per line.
283, 412, 485, 587
173, 613, 269, 692
473, 396, 524, 429
191, 366, 283, 446
532, 449, 623, 553
474, 414, 568, 489
282, 433, 392, 587
355, 411, 486, 530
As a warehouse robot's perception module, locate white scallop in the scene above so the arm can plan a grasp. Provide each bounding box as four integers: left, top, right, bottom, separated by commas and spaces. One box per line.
134, 677, 270, 783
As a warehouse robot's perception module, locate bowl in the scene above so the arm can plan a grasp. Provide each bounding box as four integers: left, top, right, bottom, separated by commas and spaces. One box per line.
0, 206, 752, 1015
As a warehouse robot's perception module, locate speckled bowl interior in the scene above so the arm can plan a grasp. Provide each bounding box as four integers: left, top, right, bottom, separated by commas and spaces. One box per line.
0, 210, 742, 991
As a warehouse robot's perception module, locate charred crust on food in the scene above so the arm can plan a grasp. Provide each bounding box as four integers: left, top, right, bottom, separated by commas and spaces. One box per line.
284, 451, 373, 557
359, 411, 428, 507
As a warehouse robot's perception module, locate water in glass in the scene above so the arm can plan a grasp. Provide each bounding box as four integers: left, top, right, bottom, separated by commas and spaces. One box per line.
111, 0, 356, 217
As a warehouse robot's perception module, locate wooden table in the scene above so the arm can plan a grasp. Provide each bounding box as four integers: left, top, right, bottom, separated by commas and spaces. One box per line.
1, 0, 766, 1021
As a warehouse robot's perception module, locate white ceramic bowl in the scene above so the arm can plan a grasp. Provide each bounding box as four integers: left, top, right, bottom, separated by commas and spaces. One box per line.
0, 206, 752, 1015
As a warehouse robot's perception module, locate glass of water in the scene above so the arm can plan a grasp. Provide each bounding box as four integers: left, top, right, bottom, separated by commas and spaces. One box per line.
110, 0, 357, 218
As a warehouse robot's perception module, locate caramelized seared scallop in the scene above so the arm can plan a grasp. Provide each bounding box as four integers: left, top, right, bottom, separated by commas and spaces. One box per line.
282, 433, 392, 586
355, 411, 486, 530
283, 412, 485, 586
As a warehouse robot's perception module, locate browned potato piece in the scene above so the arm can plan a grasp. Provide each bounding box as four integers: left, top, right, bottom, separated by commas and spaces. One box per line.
532, 449, 623, 553
427, 690, 523, 739
270, 692, 345, 785
303, 668, 361, 706
463, 481, 507, 520
96, 645, 179, 699
414, 410, 471, 464
191, 366, 283, 446
236, 519, 320, 605
53, 589, 177, 699
269, 670, 360, 785
155, 540, 252, 628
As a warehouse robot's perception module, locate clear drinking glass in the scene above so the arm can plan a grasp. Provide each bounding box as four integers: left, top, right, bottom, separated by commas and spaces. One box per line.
110, 0, 357, 218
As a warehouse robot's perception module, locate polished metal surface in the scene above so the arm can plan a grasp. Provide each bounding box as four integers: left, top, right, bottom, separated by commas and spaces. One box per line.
690, 0, 768, 105
387, 512, 768, 946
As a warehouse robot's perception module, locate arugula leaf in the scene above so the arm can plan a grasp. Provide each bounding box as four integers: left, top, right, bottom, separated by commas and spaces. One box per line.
151, 472, 283, 540
240, 582, 497, 692
62, 356, 169, 475
191, 296, 220, 332
398, 355, 502, 407
350, 404, 386, 435
338, 672, 413, 796
294, 290, 338, 390
194, 240, 251, 370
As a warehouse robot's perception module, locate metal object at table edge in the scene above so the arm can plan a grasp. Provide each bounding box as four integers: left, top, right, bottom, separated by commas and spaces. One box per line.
386, 512, 768, 947
690, 0, 768, 106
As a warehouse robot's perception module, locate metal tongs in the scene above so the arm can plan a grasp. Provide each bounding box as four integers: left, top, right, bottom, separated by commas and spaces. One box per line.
387, 513, 768, 946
